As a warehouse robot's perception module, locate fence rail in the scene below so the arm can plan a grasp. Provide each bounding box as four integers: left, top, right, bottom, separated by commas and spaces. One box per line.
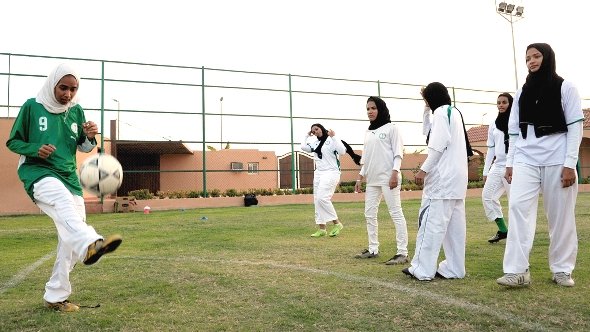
1, 52, 589, 197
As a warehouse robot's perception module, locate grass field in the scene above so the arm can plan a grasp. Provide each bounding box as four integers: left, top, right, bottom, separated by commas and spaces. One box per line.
1, 194, 589, 331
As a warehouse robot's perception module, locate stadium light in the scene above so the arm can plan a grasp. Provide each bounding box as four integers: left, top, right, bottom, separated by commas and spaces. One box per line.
220, 96, 224, 150
495, 1, 525, 91
112, 98, 120, 139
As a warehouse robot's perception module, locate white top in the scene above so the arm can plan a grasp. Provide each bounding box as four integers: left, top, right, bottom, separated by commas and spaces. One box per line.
421, 105, 468, 199
301, 134, 346, 172
482, 120, 508, 176
358, 122, 403, 186
506, 80, 584, 169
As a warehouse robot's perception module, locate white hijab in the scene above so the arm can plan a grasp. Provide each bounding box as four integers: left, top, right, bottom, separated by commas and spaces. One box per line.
36, 63, 80, 114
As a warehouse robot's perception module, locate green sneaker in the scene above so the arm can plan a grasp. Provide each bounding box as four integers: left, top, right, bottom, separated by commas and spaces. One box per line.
310, 229, 327, 237
328, 223, 344, 237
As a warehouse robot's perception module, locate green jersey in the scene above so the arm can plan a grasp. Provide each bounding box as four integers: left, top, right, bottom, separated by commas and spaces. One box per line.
6, 98, 96, 200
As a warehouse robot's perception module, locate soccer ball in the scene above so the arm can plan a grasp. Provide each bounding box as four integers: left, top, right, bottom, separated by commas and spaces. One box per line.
79, 154, 123, 197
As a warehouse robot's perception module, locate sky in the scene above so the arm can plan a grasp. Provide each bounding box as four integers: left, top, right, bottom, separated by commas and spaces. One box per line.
1, 0, 589, 153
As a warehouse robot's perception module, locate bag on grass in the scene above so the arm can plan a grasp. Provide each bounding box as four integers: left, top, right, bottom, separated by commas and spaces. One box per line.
244, 193, 258, 207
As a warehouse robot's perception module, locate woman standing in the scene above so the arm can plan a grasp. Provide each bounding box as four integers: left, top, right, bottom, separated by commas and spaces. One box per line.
403, 82, 470, 280
482, 93, 512, 243
354, 96, 409, 265
497, 43, 583, 287
301, 123, 360, 237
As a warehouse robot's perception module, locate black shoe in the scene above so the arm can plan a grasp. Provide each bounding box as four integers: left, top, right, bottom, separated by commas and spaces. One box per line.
402, 267, 414, 278
435, 271, 447, 279
488, 231, 507, 243
355, 249, 378, 259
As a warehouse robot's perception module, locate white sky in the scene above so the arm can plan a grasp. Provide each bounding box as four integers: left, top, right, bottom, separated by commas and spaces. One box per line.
1, 0, 589, 153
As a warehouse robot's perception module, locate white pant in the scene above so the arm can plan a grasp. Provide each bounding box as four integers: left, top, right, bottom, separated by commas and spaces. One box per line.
409, 198, 466, 280
503, 164, 578, 274
364, 179, 408, 255
33, 177, 102, 303
313, 171, 340, 224
482, 164, 510, 221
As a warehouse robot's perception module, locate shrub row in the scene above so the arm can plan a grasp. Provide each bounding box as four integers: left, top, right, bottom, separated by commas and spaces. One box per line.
126, 180, 492, 200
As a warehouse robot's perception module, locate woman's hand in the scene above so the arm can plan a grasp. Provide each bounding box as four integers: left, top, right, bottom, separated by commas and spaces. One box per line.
83, 121, 98, 139
504, 167, 513, 184
561, 167, 576, 188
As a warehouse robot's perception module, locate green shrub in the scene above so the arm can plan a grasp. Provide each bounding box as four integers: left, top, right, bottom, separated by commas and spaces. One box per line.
127, 189, 154, 200
225, 189, 239, 197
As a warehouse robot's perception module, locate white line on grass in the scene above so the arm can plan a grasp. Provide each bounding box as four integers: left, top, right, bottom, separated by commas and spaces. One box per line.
0, 252, 54, 296
117, 256, 548, 332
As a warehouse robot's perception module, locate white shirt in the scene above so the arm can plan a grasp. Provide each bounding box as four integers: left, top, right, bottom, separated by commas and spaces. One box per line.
359, 122, 403, 186
301, 134, 346, 172
421, 105, 468, 199
506, 80, 584, 168
483, 121, 508, 176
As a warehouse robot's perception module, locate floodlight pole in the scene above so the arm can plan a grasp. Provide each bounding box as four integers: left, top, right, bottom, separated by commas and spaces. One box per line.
220, 96, 224, 150
112, 98, 120, 139
495, 2, 524, 91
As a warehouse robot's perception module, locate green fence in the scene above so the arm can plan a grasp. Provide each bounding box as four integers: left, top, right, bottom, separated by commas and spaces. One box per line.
1, 53, 589, 197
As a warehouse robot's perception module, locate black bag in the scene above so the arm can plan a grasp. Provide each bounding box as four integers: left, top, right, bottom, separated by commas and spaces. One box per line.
244, 193, 258, 207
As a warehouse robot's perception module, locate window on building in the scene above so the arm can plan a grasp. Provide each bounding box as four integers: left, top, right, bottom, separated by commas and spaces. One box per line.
247, 162, 259, 174
230, 162, 243, 171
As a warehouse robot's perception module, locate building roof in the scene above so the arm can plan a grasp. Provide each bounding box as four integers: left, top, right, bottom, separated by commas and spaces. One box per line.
584, 109, 590, 129
115, 141, 193, 155
466, 125, 489, 143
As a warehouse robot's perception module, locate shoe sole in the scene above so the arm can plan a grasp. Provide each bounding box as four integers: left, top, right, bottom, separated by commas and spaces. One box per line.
84, 238, 123, 265
497, 280, 530, 287
385, 258, 409, 265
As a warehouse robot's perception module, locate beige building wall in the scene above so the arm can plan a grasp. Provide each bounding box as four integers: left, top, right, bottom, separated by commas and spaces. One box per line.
160, 149, 279, 192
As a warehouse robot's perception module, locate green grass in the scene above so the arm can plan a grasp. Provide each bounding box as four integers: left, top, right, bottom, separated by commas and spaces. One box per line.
1, 194, 590, 331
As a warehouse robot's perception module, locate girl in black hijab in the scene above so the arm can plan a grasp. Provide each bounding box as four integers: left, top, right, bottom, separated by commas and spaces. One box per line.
301, 123, 360, 238
482, 93, 512, 244
497, 43, 584, 288
353, 96, 409, 264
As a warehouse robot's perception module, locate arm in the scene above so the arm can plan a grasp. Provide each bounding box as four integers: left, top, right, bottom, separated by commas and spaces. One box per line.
300, 133, 314, 153
78, 121, 98, 153
5, 102, 46, 158
422, 106, 432, 136
415, 148, 442, 185
329, 132, 347, 155
482, 124, 496, 177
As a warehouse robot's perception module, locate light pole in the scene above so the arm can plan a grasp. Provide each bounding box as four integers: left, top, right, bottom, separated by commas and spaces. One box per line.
495, 1, 525, 91
220, 96, 224, 150
112, 98, 120, 139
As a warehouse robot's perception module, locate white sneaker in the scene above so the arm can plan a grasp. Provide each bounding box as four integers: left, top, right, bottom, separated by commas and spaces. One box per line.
552, 272, 574, 287
496, 270, 531, 287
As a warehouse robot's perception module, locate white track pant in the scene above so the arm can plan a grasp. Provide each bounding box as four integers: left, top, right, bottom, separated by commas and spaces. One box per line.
482, 163, 510, 221
364, 177, 408, 255
33, 177, 102, 303
503, 164, 578, 274
409, 198, 466, 280
313, 171, 340, 224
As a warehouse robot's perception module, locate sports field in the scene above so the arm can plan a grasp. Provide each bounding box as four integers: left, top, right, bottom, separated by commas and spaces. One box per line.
1, 194, 589, 331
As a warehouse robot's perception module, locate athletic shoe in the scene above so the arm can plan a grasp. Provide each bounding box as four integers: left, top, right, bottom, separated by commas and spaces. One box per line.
355, 249, 378, 259
44, 300, 79, 312
328, 223, 343, 237
435, 271, 447, 279
488, 231, 508, 243
84, 234, 123, 265
384, 254, 409, 265
553, 272, 575, 287
310, 229, 327, 238
496, 270, 531, 287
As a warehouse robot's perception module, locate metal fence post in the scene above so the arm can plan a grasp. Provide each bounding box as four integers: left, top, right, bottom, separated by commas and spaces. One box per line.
201, 66, 208, 197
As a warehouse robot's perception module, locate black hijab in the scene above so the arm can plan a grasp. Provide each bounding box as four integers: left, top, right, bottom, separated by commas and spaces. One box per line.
422, 82, 473, 157
310, 123, 362, 165
518, 43, 566, 138
495, 92, 513, 153
367, 96, 391, 130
